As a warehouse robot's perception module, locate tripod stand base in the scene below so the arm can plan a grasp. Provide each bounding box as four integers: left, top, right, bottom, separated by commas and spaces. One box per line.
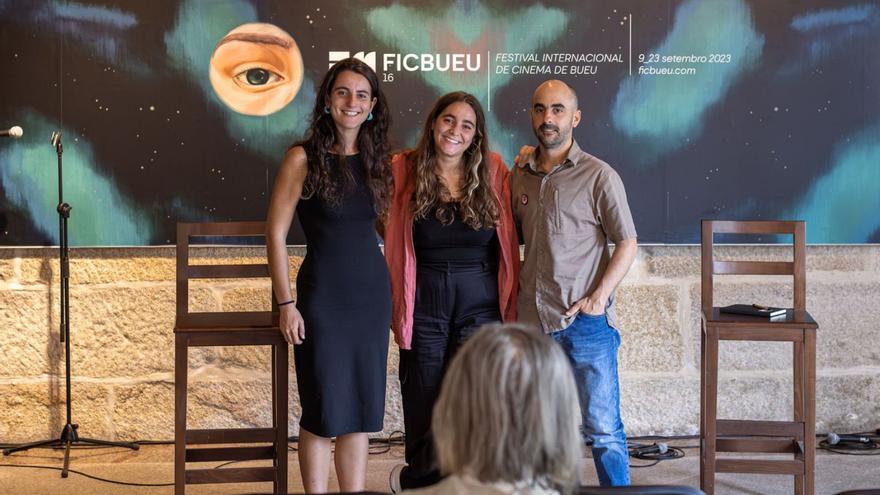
3, 423, 139, 478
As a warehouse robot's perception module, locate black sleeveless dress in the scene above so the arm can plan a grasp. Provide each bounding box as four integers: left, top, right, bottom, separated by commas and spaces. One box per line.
294, 153, 391, 437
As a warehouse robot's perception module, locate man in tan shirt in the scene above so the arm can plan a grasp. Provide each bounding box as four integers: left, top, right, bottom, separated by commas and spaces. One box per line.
511, 80, 638, 486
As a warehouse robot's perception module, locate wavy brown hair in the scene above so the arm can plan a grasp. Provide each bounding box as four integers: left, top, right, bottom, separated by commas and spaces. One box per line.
296, 58, 392, 218
410, 92, 499, 229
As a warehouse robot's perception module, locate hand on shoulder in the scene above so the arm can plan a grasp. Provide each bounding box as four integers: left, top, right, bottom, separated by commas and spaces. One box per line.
513, 145, 536, 166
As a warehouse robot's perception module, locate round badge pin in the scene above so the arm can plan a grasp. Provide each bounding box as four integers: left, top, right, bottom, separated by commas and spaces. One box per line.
520, 194, 529, 205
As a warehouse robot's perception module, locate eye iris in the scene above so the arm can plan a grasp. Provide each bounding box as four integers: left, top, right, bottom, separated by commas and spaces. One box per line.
246, 68, 270, 85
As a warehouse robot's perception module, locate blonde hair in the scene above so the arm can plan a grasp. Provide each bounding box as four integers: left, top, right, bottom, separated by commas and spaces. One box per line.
431, 323, 582, 494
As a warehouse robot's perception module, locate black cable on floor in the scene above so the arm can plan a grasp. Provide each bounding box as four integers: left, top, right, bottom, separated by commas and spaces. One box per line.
368, 430, 405, 455
627, 442, 686, 468
0, 464, 173, 487
626, 430, 880, 459
818, 437, 880, 456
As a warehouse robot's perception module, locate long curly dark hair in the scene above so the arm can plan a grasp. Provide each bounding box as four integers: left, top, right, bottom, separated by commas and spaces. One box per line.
410, 92, 499, 229
296, 58, 392, 218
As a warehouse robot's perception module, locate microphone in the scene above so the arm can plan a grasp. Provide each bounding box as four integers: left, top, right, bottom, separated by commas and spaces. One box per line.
51, 131, 61, 147
1, 126, 23, 138
826, 433, 871, 445
632, 442, 668, 455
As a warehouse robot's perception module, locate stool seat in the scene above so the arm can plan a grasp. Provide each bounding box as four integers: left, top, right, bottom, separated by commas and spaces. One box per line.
704, 308, 817, 328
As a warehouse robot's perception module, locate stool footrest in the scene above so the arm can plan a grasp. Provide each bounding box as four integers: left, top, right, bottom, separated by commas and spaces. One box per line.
185, 466, 276, 484
181, 331, 284, 346
186, 428, 276, 444
716, 327, 805, 342
716, 419, 804, 438
716, 459, 804, 475
716, 437, 799, 453
186, 446, 275, 462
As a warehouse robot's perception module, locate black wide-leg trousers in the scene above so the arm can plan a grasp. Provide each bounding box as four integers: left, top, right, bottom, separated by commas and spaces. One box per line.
399, 260, 501, 490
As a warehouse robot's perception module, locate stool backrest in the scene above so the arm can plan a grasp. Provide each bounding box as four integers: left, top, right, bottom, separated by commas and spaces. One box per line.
175, 221, 277, 329
700, 220, 806, 313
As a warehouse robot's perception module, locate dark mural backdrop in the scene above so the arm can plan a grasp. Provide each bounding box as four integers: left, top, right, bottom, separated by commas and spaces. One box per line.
0, 0, 878, 245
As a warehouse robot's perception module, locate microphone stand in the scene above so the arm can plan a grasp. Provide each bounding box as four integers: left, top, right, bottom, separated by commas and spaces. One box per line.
2, 132, 139, 477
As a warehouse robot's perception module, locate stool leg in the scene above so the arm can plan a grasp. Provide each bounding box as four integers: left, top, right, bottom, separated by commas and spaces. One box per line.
701, 325, 719, 495
174, 335, 188, 495
804, 330, 816, 495
794, 339, 805, 494
269, 343, 282, 493
271, 343, 279, 494
277, 342, 289, 495
700, 325, 707, 490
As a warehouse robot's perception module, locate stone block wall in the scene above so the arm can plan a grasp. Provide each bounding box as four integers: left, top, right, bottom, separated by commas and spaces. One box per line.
1, 245, 877, 442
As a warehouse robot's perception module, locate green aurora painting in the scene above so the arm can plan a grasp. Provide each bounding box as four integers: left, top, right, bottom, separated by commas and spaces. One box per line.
0, 0, 877, 245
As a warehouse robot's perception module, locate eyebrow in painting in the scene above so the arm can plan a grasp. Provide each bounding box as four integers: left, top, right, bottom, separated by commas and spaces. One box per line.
216, 33, 292, 49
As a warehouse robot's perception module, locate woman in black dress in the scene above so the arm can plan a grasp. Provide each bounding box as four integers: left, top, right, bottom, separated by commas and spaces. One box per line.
266, 58, 392, 493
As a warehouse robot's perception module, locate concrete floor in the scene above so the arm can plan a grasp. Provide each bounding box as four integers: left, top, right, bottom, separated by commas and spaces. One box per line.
0, 440, 877, 494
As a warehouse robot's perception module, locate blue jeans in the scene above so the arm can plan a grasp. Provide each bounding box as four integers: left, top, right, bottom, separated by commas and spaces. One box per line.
551, 313, 630, 486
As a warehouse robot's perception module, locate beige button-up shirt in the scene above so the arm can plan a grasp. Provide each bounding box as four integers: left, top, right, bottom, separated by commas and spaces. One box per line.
511, 140, 637, 334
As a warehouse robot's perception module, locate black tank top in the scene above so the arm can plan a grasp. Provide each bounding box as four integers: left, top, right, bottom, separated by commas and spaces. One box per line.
413, 202, 498, 265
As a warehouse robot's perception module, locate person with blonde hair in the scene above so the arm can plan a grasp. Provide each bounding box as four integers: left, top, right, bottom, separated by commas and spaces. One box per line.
404, 323, 582, 495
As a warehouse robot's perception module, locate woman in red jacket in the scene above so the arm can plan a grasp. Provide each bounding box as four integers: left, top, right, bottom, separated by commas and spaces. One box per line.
384, 91, 520, 491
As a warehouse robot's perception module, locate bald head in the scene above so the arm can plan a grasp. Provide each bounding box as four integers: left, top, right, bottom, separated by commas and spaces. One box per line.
530, 80, 581, 150
532, 80, 578, 111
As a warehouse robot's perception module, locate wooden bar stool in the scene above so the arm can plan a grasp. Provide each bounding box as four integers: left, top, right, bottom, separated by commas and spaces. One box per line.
700, 220, 818, 495
174, 221, 288, 494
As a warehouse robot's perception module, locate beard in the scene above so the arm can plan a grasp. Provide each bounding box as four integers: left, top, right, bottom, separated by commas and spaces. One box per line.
534, 123, 568, 149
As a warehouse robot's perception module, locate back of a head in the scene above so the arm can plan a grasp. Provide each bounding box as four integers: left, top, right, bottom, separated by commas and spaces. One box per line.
431, 323, 582, 494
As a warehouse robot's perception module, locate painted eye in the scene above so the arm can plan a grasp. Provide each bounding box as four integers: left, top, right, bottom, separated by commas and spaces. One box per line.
233, 67, 284, 87
208, 23, 304, 116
